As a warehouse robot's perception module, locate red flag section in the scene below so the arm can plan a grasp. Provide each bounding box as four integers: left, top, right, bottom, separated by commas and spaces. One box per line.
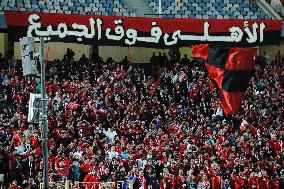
225, 48, 257, 70
192, 44, 257, 115
191, 44, 209, 60
220, 91, 244, 115
205, 64, 224, 89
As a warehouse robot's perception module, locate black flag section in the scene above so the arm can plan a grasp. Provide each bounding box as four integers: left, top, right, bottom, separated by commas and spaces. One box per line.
192, 44, 257, 115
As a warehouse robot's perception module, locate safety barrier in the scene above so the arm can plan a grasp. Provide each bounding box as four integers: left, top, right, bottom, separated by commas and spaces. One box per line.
39, 181, 66, 189
40, 180, 134, 189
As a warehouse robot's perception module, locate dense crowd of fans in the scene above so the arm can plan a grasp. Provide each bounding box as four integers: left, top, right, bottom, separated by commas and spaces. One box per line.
0, 49, 283, 189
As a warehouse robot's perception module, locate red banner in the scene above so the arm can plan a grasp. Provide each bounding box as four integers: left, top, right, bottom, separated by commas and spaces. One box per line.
4, 11, 283, 47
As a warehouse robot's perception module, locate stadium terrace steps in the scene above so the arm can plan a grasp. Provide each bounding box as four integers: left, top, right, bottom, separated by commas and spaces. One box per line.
0, 0, 136, 16
145, 0, 270, 19
127, 0, 157, 17
0, 0, 274, 19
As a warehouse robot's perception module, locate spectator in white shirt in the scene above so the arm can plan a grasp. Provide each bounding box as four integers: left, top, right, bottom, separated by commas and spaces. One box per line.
103, 128, 117, 144
107, 146, 118, 160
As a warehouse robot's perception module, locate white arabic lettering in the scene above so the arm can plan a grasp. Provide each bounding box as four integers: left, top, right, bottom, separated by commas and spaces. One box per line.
27, 14, 41, 37
125, 29, 138, 45
105, 19, 125, 40
259, 22, 266, 43
163, 30, 180, 46
136, 22, 162, 43
244, 21, 258, 43
26, 14, 266, 45
96, 18, 102, 40
57, 23, 68, 38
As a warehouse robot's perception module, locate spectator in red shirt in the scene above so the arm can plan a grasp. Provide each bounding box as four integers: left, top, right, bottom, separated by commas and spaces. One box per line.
259, 171, 269, 189
270, 175, 280, 189
83, 169, 100, 189
210, 170, 221, 189
248, 173, 259, 189
9, 180, 20, 189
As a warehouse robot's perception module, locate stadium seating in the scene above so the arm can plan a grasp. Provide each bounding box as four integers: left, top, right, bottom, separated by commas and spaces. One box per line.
0, 0, 136, 17
146, 0, 269, 19
0, 0, 270, 19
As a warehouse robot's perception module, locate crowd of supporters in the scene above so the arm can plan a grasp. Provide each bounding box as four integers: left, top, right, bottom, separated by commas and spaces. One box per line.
0, 49, 283, 189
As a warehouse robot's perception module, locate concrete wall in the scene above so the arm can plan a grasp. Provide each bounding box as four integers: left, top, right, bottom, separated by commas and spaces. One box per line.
131, 47, 169, 63
13, 41, 193, 63
99, 47, 192, 63
0, 32, 8, 56
14, 42, 91, 61
180, 47, 192, 59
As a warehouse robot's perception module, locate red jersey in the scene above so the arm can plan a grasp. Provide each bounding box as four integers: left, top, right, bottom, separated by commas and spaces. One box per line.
137, 175, 146, 189
10, 186, 20, 189
166, 178, 175, 189
98, 165, 106, 175
211, 175, 221, 189
57, 166, 68, 177
270, 179, 279, 189
175, 175, 186, 188
248, 177, 259, 189
83, 174, 99, 189
259, 176, 269, 189
159, 178, 166, 189
80, 163, 93, 173
231, 176, 244, 189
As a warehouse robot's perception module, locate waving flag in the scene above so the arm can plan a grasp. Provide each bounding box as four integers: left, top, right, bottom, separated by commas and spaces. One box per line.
192, 44, 257, 115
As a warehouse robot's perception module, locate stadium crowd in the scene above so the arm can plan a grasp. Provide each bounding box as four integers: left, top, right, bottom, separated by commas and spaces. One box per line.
0, 48, 283, 189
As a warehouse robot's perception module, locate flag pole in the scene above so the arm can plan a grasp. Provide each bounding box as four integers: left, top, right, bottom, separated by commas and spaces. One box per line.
159, 0, 162, 17
40, 37, 49, 189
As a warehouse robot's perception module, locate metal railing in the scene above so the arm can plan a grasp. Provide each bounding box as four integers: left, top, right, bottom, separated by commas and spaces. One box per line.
40, 181, 66, 189
40, 180, 134, 189
257, 0, 282, 19
71, 181, 116, 189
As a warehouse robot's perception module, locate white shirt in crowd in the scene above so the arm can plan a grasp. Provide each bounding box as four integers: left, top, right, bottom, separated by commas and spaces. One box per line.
240, 119, 248, 130
137, 158, 147, 170
16, 143, 31, 155
73, 150, 83, 160
24, 129, 34, 138
215, 107, 223, 117
197, 181, 210, 189
103, 128, 117, 144
108, 149, 118, 160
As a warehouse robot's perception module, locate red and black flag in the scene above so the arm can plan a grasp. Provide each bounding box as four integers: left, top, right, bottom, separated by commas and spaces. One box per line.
192, 44, 257, 115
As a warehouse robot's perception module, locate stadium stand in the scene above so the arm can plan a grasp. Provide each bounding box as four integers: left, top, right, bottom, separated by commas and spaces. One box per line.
0, 0, 136, 17
0, 0, 283, 189
146, 0, 269, 19
0, 47, 284, 189
0, 0, 277, 19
